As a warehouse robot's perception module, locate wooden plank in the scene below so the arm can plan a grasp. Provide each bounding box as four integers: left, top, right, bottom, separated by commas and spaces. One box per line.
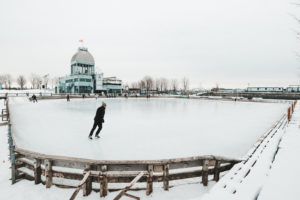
202, 160, 209, 186
100, 165, 108, 197
124, 192, 140, 200
113, 171, 144, 200
34, 159, 41, 184
146, 165, 153, 195
82, 166, 92, 196
153, 165, 163, 172
69, 171, 91, 200
14, 147, 241, 167
213, 160, 221, 181
45, 159, 52, 188
163, 164, 169, 191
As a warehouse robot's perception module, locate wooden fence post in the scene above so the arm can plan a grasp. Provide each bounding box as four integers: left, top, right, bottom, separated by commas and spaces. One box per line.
146, 165, 153, 195
45, 159, 52, 188
287, 108, 291, 121
163, 164, 169, 191
82, 165, 92, 196
100, 165, 108, 197
202, 160, 209, 186
213, 160, 221, 182
34, 159, 41, 184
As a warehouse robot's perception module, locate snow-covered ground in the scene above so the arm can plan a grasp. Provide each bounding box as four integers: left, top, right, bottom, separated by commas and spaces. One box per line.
1, 98, 300, 200
9, 97, 288, 160
0, 89, 54, 96
0, 124, 215, 200
257, 104, 300, 200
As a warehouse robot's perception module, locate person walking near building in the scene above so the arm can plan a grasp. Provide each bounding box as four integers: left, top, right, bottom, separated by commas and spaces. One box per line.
89, 102, 106, 139
67, 94, 70, 101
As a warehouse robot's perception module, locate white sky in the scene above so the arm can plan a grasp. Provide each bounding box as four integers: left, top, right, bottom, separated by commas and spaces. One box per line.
0, 0, 299, 88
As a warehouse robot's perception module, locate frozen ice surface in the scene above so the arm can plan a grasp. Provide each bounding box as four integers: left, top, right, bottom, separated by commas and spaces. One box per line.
9, 97, 289, 160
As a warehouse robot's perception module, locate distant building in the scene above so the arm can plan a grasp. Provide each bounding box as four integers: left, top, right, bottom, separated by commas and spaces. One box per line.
56, 46, 122, 95
247, 87, 284, 92
286, 85, 300, 92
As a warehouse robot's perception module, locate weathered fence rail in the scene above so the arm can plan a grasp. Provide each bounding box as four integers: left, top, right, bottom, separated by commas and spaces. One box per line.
6, 98, 296, 199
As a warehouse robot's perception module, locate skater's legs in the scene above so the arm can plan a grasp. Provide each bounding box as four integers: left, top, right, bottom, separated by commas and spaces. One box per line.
95, 123, 103, 136
89, 121, 98, 137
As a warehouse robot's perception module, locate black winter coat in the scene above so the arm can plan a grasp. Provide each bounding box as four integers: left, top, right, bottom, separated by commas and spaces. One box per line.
94, 106, 105, 123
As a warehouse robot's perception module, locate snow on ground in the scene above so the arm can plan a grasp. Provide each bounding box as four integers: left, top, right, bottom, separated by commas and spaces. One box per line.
199, 115, 287, 200
9, 97, 289, 160
257, 104, 300, 200
0, 125, 214, 200
197, 103, 300, 200
0, 89, 54, 96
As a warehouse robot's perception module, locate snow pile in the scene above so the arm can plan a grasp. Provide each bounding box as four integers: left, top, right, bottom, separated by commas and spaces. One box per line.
257, 105, 300, 200
8, 97, 288, 160
199, 114, 287, 200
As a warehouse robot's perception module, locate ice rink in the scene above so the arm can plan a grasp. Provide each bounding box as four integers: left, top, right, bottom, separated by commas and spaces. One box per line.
9, 97, 289, 160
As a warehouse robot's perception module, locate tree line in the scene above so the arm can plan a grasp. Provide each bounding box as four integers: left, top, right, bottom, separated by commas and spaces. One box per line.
125, 76, 190, 94
0, 73, 59, 90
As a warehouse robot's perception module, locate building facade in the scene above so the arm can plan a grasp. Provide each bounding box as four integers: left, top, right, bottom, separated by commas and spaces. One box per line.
56, 47, 122, 95
247, 87, 284, 92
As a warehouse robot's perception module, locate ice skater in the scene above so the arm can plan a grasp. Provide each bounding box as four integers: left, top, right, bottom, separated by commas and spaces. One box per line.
67, 94, 70, 101
89, 102, 106, 139
32, 94, 38, 103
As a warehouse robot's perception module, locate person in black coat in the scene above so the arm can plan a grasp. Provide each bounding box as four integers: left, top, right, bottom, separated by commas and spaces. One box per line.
89, 102, 106, 139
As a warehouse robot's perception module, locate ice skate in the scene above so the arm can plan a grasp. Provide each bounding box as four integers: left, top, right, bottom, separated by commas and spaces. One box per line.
95, 135, 100, 139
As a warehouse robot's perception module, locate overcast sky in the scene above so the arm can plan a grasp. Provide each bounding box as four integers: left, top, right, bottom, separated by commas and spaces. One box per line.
0, 0, 299, 88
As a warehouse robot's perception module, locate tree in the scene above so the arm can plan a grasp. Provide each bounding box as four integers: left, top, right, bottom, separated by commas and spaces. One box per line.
6, 74, 12, 89
30, 74, 42, 89
143, 76, 154, 92
155, 78, 161, 92
161, 78, 169, 93
130, 82, 139, 89
17, 75, 27, 89
43, 74, 50, 89
171, 79, 178, 92
138, 80, 146, 90
0, 74, 12, 88
51, 77, 59, 89
182, 77, 189, 94
0, 75, 6, 88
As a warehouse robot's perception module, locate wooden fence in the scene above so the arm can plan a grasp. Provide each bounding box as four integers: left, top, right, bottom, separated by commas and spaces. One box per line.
5, 98, 297, 199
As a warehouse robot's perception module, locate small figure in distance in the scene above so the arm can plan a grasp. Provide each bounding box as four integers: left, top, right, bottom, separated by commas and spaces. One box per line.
82, 94, 85, 99
67, 94, 70, 102
32, 94, 38, 103
89, 102, 106, 139
95, 93, 98, 100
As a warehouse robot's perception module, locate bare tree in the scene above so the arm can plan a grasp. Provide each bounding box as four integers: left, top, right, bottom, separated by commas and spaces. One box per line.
0, 74, 12, 88
6, 74, 12, 89
43, 74, 50, 89
130, 82, 139, 89
17, 75, 27, 89
143, 76, 154, 92
161, 78, 169, 93
138, 80, 146, 90
30, 74, 42, 89
0, 75, 6, 88
155, 78, 161, 92
182, 77, 190, 94
51, 77, 59, 89
171, 79, 178, 92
